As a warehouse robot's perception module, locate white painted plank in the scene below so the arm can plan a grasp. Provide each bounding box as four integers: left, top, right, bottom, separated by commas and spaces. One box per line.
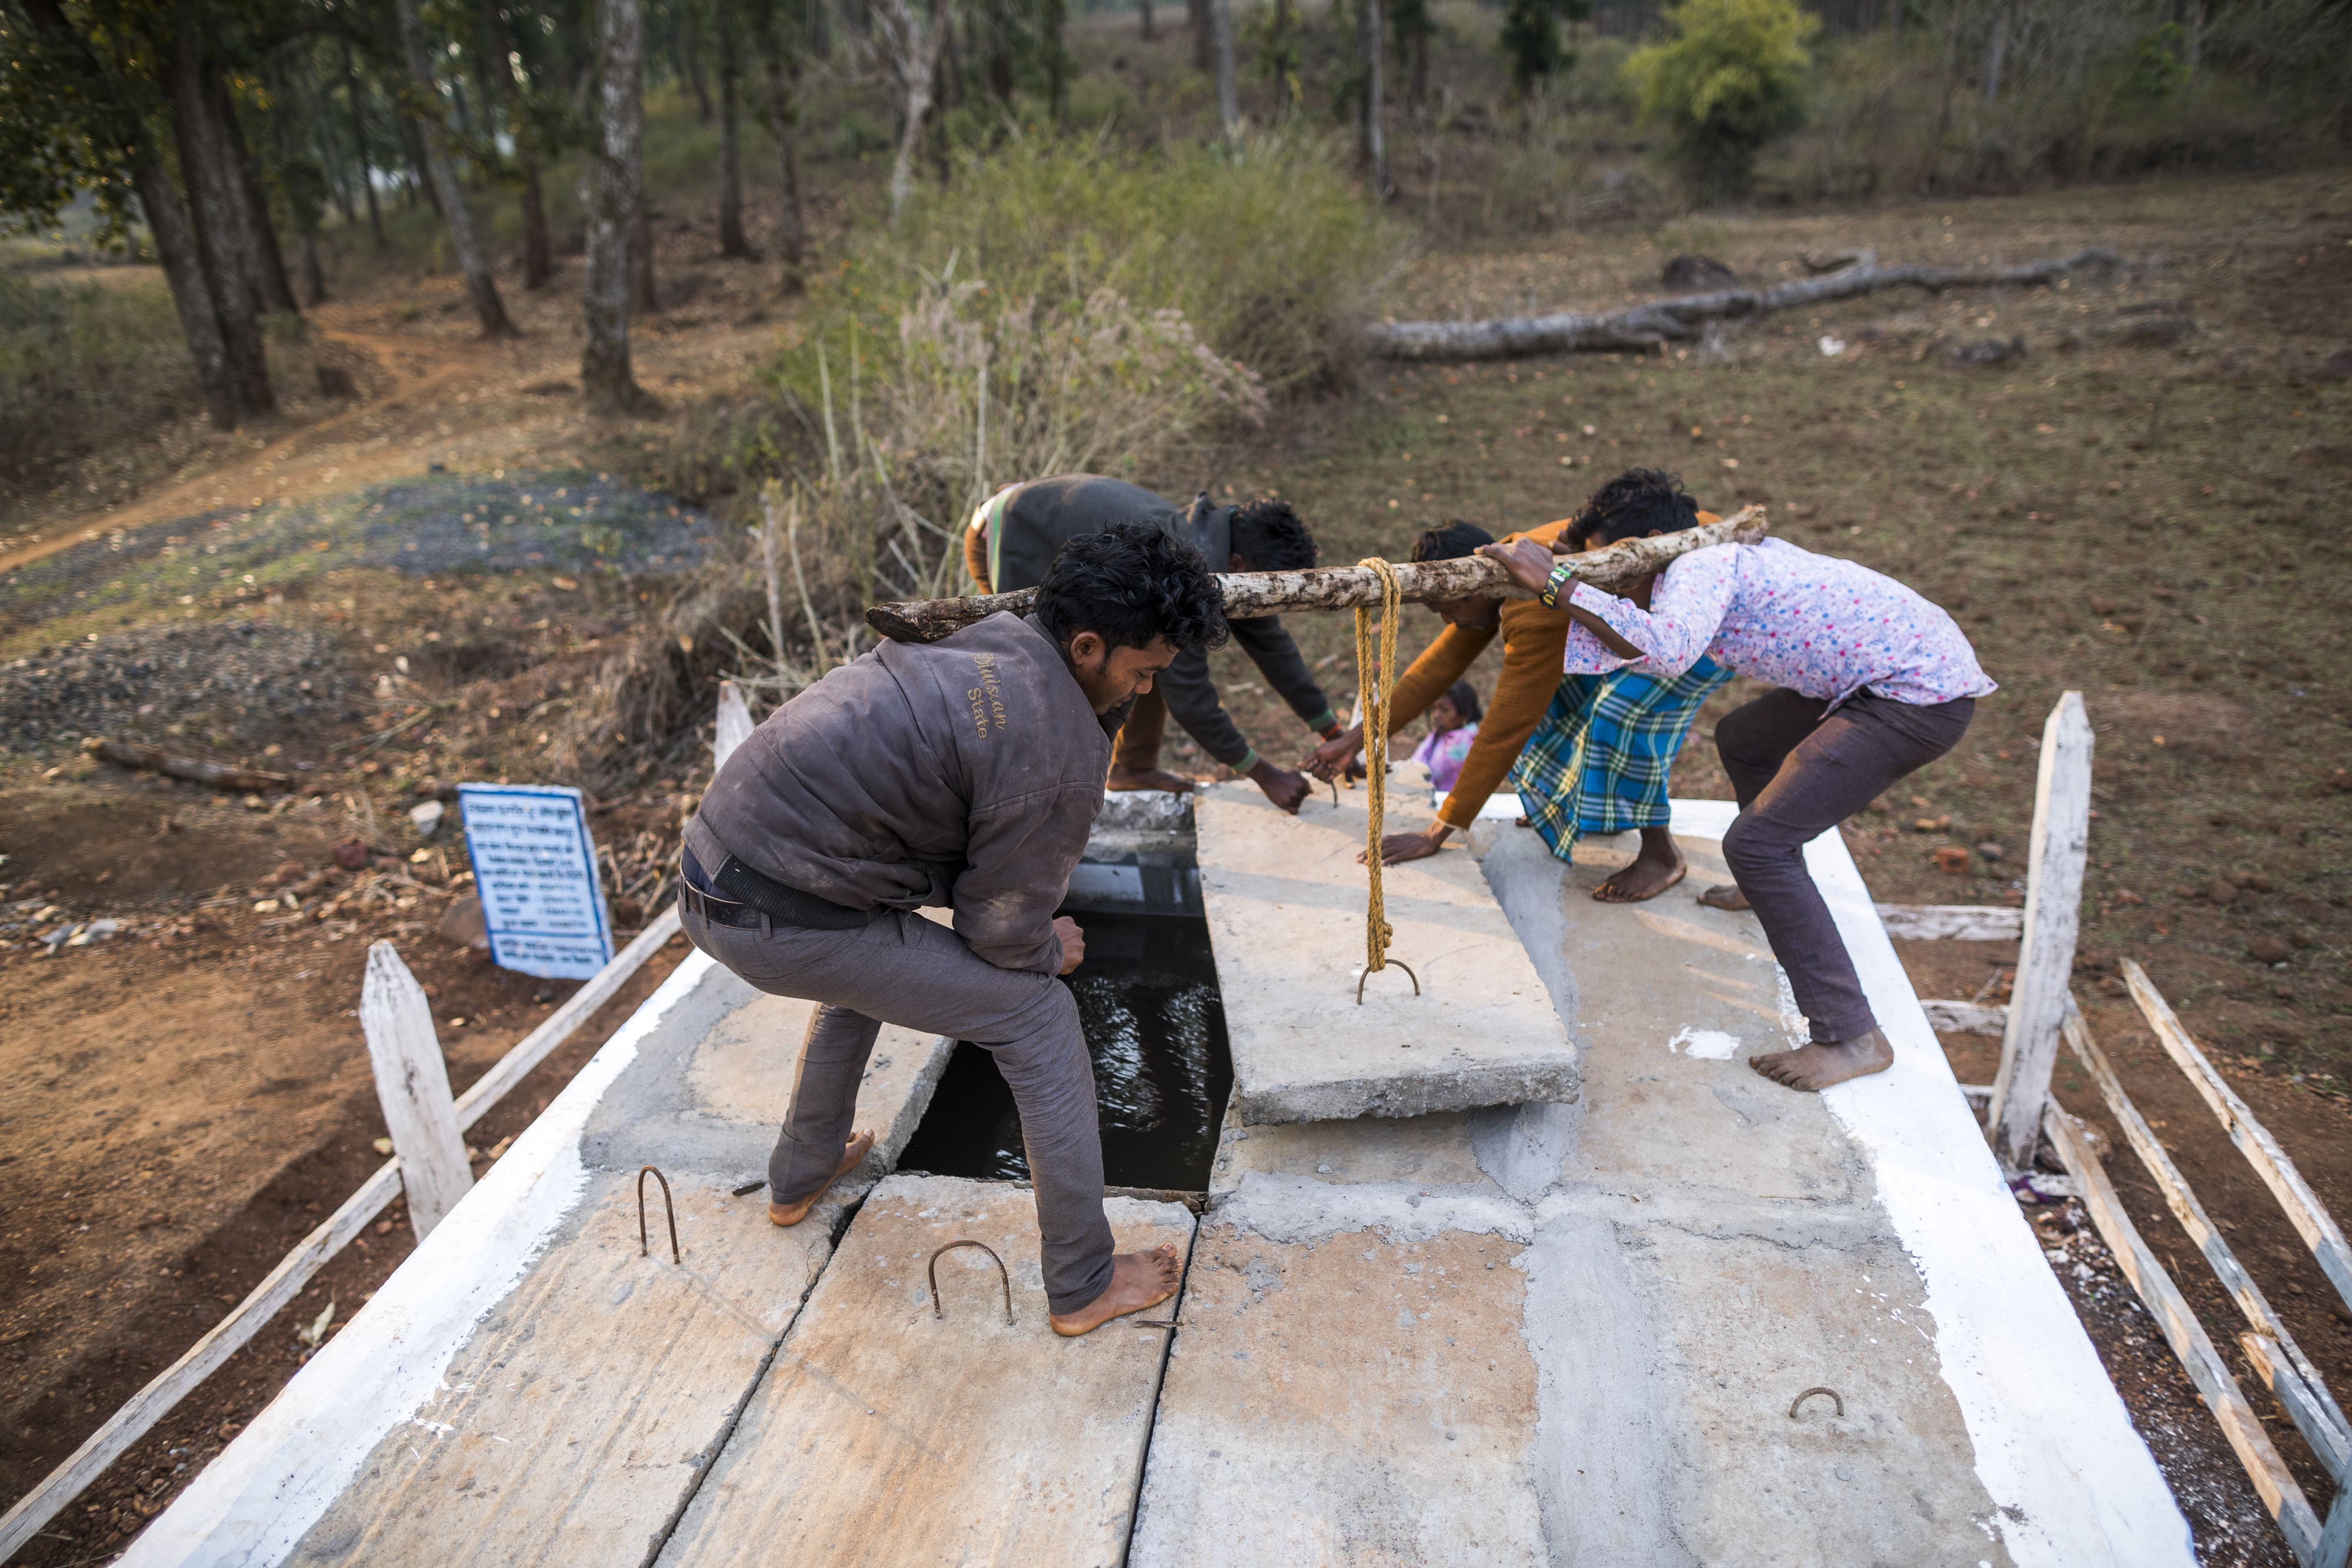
1877, 902, 2024, 941
2124, 958, 2352, 1320
362, 942, 474, 1239
657, 1175, 1194, 1568
1988, 692, 2094, 1174
2042, 1102, 2323, 1563
713, 680, 754, 769
2062, 1000, 2352, 1479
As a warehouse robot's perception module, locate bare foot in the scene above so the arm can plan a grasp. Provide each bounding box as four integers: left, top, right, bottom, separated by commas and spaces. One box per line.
1108, 765, 1195, 794
1593, 830, 1686, 903
1050, 1243, 1182, 1337
767, 1130, 876, 1227
1747, 1029, 1895, 1093
1696, 882, 1750, 911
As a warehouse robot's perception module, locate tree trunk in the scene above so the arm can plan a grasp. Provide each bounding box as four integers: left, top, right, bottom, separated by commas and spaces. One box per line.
1982, 0, 2008, 100
1211, 0, 1237, 133
871, 510, 1768, 642
878, 0, 946, 220
633, 203, 657, 311
1187, 0, 1210, 72
199, 58, 299, 319
393, 0, 517, 336
684, 15, 713, 121
1409, 30, 1427, 108
764, 51, 808, 289
1358, 0, 1389, 196
1140, 0, 1152, 42
340, 42, 387, 245
1365, 246, 2123, 362
1042, 0, 1068, 123
583, 0, 650, 413
716, 0, 753, 258
130, 147, 240, 430
166, 20, 275, 417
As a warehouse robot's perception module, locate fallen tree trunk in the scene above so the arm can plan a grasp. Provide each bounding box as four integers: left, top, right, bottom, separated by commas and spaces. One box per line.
1364, 248, 2124, 363
82, 737, 293, 793
867, 508, 1765, 644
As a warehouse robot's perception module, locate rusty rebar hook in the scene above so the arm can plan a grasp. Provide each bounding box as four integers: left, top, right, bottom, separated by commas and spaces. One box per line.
1788, 1386, 1844, 1420
1355, 959, 1421, 1005
927, 1240, 1013, 1326
637, 1165, 679, 1265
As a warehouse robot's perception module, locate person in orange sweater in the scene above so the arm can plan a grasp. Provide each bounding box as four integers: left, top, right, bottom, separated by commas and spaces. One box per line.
1305, 471, 1729, 902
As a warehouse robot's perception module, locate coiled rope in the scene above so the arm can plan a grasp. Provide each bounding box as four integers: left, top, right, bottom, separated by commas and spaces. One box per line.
1352, 558, 1419, 1006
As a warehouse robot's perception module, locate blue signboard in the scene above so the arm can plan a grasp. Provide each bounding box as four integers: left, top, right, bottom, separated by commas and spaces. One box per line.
456, 784, 616, 980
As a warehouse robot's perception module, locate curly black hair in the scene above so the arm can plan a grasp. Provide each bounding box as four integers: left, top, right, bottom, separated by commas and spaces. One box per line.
1408, 520, 1496, 563
1230, 497, 1318, 572
1036, 520, 1230, 654
1565, 469, 1701, 550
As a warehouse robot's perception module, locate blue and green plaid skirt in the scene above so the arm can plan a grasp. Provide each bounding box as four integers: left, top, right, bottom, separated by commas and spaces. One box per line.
1508, 656, 1729, 862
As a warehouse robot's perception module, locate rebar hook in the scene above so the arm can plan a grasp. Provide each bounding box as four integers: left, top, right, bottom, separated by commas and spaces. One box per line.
1788, 1386, 1844, 1420
927, 1240, 1013, 1326
637, 1165, 680, 1265
1356, 959, 1421, 1005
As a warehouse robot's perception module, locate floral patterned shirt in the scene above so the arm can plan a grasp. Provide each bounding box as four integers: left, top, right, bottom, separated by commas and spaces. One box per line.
1409, 722, 1479, 793
1562, 539, 1994, 708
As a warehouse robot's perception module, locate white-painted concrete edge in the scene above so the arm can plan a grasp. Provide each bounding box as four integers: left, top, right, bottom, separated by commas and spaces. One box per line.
1676, 801, 2191, 1567
122, 950, 721, 1568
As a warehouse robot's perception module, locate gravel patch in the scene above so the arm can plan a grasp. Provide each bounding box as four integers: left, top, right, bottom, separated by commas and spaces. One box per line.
0, 618, 358, 758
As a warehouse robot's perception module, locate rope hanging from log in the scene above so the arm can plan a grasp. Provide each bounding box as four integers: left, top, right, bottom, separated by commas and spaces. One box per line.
1353, 558, 1418, 1005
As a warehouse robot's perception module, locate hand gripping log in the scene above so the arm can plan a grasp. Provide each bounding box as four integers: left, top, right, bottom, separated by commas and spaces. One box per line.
864, 508, 1769, 643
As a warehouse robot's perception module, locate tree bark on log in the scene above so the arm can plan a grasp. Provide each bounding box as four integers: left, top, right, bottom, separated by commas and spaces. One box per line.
82, 738, 293, 793
867, 508, 1765, 643
1364, 248, 2124, 363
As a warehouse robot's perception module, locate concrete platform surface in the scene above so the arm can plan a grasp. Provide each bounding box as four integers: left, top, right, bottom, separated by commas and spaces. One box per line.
1140, 801, 2191, 1568
125, 955, 952, 1568
657, 1175, 1193, 1567
1195, 775, 1576, 1124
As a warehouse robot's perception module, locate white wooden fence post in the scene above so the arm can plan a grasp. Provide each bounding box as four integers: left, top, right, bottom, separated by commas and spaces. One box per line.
361, 941, 475, 1240
714, 679, 754, 771
1986, 691, 2094, 1175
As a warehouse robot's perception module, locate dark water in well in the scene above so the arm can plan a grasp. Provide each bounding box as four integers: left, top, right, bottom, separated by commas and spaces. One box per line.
896, 911, 1231, 1192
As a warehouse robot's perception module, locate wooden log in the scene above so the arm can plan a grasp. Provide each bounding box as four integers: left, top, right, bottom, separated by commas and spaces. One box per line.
81, 736, 293, 793
1986, 692, 2093, 1175
1876, 903, 2024, 941
2124, 958, 2352, 1317
2059, 999, 2352, 1478
1364, 247, 2125, 363
362, 941, 475, 1239
867, 507, 1767, 644
2041, 1101, 2325, 1564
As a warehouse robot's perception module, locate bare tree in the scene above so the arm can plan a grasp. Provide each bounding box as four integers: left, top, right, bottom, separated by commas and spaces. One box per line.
393, 0, 519, 336
165, 18, 275, 413
1140, 0, 1154, 40
874, 0, 947, 219
716, 0, 756, 258
1357, 0, 1390, 196
757, 0, 809, 289
1212, 0, 1237, 132
584, 0, 653, 410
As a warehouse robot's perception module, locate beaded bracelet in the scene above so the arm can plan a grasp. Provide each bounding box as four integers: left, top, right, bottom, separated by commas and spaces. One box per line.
1537, 563, 1575, 610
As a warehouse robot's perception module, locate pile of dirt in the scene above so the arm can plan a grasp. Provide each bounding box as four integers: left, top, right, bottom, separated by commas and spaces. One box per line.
0, 619, 358, 758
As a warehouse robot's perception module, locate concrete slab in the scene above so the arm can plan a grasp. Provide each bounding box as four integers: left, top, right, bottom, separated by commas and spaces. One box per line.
129, 959, 954, 1568
1194, 775, 1576, 1124
1140, 801, 2192, 1568
656, 1175, 1193, 1568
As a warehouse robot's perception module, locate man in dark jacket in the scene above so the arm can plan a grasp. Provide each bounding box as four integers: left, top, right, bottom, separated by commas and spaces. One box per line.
682, 524, 1227, 1336
966, 474, 1338, 812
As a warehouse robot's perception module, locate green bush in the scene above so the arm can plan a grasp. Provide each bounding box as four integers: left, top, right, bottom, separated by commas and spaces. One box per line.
1623, 0, 1816, 198
0, 268, 198, 493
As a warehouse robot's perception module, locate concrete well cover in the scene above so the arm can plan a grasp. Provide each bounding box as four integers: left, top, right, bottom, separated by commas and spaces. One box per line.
1194, 780, 1576, 1124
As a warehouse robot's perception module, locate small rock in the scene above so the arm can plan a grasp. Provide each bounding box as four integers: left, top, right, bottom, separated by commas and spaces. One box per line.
2247, 935, 2295, 965
2204, 878, 2239, 905
372, 1136, 395, 1156
437, 895, 488, 951
409, 800, 446, 839
1975, 841, 2005, 862
66, 918, 121, 946
1933, 846, 1971, 875
1952, 336, 2027, 368
333, 838, 371, 871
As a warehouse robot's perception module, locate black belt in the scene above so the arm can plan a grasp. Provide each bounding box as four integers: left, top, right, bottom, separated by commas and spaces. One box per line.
680, 847, 869, 932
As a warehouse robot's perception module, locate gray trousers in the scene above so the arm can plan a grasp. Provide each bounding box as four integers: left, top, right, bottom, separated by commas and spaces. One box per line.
1716, 688, 1976, 1044
680, 903, 1114, 1315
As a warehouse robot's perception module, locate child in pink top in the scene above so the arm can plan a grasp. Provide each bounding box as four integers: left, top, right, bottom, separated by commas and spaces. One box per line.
1408, 681, 1482, 793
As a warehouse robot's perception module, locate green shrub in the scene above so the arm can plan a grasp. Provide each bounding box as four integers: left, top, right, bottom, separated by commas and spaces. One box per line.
1623, 0, 1817, 198
0, 269, 198, 494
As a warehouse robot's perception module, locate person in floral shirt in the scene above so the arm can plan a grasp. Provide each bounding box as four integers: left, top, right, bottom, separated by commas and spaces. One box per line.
1408, 681, 1482, 793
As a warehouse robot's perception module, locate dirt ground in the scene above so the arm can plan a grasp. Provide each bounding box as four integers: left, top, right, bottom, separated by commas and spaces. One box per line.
0, 89, 2346, 1564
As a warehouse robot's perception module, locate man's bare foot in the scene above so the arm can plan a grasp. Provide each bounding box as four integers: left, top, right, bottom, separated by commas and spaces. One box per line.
1747, 1029, 1894, 1092
1593, 830, 1686, 903
1108, 765, 1194, 794
1696, 882, 1751, 911
767, 1130, 876, 1227
1050, 1243, 1182, 1337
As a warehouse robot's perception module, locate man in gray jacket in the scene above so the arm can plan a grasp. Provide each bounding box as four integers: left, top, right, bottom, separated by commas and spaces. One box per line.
681, 523, 1226, 1336
965, 475, 1338, 811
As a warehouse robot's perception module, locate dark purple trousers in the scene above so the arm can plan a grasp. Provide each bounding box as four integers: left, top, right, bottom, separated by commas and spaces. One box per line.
1716, 688, 1976, 1044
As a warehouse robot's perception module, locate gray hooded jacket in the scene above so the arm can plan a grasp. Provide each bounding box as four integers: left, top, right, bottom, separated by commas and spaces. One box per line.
686, 611, 1117, 975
